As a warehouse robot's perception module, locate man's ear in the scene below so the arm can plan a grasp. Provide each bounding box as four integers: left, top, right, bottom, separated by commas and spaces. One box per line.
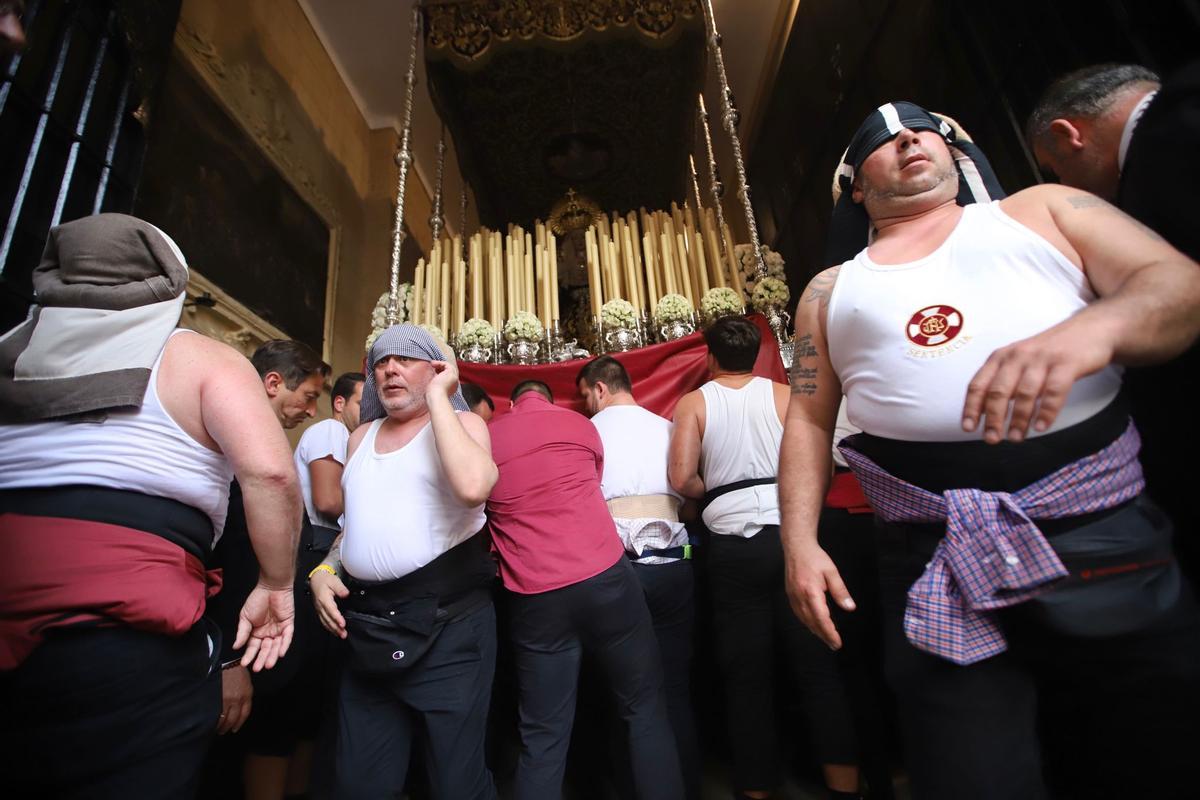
1048, 118, 1086, 151
333, 395, 346, 414
263, 371, 284, 398
851, 176, 864, 205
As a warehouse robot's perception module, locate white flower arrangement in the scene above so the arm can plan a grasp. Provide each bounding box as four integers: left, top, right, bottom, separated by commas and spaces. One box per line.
503, 310, 544, 342
734, 244, 786, 302
419, 323, 445, 342
458, 317, 496, 349
601, 298, 637, 330
365, 285, 413, 352
751, 277, 790, 312
701, 286, 742, 319
653, 293, 693, 325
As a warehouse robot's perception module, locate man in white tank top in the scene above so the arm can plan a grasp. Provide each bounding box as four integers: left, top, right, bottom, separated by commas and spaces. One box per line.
0, 215, 301, 799
669, 317, 864, 800
577, 355, 700, 799
779, 101, 1200, 799
307, 325, 498, 799
294, 370, 363, 539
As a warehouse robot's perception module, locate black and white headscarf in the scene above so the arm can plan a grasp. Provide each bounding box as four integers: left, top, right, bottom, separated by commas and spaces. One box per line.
359, 324, 469, 424
825, 101, 1005, 265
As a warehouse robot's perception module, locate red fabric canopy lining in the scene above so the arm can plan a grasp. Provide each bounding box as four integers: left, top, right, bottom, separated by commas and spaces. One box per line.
458, 314, 788, 419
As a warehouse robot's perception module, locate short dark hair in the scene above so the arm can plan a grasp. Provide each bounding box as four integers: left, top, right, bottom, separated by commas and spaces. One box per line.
331, 371, 365, 403
1026, 63, 1160, 144
461, 381, 494, 411
250, 340, 330, 388
511, 380, 553, 403
576, 355, 632, 394
704, 316, 760, 372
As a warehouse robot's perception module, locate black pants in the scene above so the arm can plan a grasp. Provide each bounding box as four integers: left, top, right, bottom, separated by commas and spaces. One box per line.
878, 496, 1200, 800
1, 621, 220, 800
630, 559, 701, 800
709, 525, 859, 792
507, 557, 684, 800
328, 603, 497, 800
821, 508, 897, 800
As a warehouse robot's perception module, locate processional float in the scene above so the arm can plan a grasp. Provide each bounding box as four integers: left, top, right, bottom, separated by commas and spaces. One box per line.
372, 0, 794, 369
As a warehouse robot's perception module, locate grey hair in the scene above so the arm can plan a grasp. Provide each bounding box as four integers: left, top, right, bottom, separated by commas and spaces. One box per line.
1026, 63, 1160, 144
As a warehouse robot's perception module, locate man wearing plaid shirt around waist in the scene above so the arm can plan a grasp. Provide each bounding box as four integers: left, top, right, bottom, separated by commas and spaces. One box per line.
779, 101, 1200, 799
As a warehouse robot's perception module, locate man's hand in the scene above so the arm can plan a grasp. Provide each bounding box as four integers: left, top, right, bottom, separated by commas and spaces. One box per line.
217, 664, 253, 734
311, 568, 349, 639
429, 359, 460, 399
785, 543, 855, 650
962, 321, 1114, 443
234, 582, 295, 672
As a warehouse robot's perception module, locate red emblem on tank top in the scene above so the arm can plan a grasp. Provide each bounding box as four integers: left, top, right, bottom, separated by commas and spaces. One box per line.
906, 304, 964, 347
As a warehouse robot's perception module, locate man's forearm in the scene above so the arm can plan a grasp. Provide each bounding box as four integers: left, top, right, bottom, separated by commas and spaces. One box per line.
241, 471, 302, 588
1096, 259, 1200, 365
778, 415, 834, 560
321, 532, 345, 575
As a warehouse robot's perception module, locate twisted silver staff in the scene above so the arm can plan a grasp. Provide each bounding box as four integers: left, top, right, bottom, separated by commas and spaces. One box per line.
385, 3, 422, 325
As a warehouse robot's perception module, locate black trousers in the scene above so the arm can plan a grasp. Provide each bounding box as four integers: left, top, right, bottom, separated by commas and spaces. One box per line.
507, 557, 684, 800
708, 525, 859, 792
327, 602, 497, 800
629, 559, 701, 800
878, 496, 1200, 800
1, 621, 220, 800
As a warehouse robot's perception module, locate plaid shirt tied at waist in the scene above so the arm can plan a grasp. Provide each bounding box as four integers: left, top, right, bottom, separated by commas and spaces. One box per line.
838, 423, 1145, 666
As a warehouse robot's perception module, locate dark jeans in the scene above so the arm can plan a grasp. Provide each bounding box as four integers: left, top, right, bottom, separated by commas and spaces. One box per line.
1, 621, 220, 800
327, 603, 497, 800
708, 525, 859, 792
878, 496, 1200, 800
629, 559, 701, 800
508, 557, 684, 800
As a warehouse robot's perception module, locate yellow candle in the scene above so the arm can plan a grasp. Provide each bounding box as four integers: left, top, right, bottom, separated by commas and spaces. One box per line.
643, 232, 659, 310
676, 232, 694, 305
723, 222, 743, 304
586, 228, 603, 320
412, 257, 425, 325
548, 232, 559, 323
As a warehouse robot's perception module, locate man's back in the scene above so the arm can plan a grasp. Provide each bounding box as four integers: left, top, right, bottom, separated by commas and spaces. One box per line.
591, 404, 673, 500
487, 392, 623, 594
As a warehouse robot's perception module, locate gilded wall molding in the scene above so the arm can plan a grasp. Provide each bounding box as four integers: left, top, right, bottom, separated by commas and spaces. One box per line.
425, 0, 702, 64
172, 21, 340, 227
182, 269, 290, 358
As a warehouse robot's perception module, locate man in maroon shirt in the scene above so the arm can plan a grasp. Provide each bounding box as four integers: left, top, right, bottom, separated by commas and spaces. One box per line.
487, 380, 684, 800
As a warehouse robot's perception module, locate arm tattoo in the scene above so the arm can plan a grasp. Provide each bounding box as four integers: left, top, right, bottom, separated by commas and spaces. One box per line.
802, 266, 841, 310
1067, 194, 1167, 242
789, 334, 819, 395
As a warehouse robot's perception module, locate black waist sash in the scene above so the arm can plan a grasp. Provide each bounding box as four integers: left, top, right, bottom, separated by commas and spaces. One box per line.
0, 485, 213, 561
343, 531, 496, 616
702, 477, 777, 511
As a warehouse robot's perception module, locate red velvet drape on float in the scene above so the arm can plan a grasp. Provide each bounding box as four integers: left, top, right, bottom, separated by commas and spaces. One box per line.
458, 314, 788, 418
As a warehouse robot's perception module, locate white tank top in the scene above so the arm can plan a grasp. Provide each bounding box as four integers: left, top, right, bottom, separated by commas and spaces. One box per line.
341, 416, 487, 582
826, 202, 1122, 442
0, 329, 234, 538
698, 377, 783, 537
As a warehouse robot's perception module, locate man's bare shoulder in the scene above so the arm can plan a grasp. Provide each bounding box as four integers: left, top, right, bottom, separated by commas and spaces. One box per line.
672, 389, 703, 420
166, 329, 254, 373
798, 265, 842, 312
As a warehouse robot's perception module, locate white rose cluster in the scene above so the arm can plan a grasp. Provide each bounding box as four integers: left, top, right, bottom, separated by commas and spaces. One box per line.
653, 293, 693, 325
503, 310, 544, 342
364, 285, 414, 352
601, 298, 637, 330
419, 323, 445, 342
734, 244, 786, 303
701, 286, 742, 320
751, 277, 790, 312
458, 317, 496, 349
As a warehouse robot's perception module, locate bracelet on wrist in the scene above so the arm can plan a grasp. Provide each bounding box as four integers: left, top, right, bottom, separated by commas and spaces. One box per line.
308, 563, 338, 581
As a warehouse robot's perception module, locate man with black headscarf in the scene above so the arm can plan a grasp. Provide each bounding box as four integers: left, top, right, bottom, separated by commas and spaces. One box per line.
779, 102, 1200, 799
308, 324, 499, 799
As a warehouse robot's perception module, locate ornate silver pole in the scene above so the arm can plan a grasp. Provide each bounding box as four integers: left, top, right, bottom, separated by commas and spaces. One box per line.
697, 93, 731, 269
430, 124, 446, 244
385, 4, 422, 326
688, 154, 704, 220
459, 181, 468, 238
699, 0, 766, 281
